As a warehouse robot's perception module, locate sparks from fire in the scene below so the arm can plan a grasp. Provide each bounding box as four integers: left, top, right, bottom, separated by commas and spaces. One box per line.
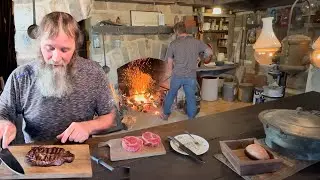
121, 59, 164, 114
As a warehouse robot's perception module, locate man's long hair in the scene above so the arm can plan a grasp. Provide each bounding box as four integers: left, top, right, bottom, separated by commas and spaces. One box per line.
37, 11, 83, 51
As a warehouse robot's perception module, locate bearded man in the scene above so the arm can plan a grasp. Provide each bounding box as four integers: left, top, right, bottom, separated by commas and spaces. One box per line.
0, 12, 116, 148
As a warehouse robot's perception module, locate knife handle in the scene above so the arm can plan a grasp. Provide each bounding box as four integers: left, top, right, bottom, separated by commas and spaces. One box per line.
91, 156, 114, 171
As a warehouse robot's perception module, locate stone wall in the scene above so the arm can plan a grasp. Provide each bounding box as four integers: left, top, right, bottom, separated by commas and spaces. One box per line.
90, 1, 193, 27
88, 1, 193, 86
94, 34, 173, 86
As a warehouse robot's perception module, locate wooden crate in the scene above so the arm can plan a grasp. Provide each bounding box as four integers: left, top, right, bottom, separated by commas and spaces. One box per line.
219, 138, 282, 176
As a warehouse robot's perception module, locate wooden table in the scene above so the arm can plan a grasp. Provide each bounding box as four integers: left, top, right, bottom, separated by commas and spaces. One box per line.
57, 92, 320, 179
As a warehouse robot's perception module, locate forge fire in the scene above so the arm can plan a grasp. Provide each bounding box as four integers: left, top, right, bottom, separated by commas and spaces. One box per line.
118, 59, 167, 114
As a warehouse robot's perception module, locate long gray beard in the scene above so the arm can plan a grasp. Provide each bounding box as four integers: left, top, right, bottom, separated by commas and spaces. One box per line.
37, 63, 73, 98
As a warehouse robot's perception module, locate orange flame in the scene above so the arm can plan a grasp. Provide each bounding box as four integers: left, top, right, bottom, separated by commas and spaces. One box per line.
122, 59, 162, 112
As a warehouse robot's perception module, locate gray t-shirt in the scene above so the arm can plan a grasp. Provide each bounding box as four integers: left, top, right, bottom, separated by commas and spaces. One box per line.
165, 36, 209, 78
0, 57, 115, 142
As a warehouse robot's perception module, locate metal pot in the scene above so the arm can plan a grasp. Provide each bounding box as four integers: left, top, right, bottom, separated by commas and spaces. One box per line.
259, 107, 320, 160
262, 85, 284, 98
27, 0, 39, 39
280, 35, 311, 66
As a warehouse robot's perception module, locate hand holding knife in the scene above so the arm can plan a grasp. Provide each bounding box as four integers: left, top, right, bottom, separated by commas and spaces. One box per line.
0, 139, 25, 175
168, 136, 205, 163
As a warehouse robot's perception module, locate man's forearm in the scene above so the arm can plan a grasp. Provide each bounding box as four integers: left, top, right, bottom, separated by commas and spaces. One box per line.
85, 108, 116, 134
166, 57, 173, 75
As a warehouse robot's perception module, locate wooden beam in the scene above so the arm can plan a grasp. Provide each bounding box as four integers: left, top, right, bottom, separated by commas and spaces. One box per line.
94, 0, 176, 4
92, 25, 198, 35
223, 2, 256, 11
93, 0, 212, 6
255, 0, 295, 10
214, 0, 247, 4
176, 0, 195, 5
212, 0, 256, 11
200, 13, 235, 18
193, 0, 214, 6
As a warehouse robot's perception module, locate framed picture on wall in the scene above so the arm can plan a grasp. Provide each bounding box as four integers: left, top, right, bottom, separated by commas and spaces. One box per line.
130, 10, 160, 26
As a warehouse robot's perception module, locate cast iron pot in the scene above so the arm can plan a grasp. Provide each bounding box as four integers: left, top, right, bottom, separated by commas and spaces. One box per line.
259, 107, 320, 160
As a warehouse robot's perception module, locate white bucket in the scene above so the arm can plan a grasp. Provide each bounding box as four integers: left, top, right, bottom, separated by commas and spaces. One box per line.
201, 77, 218, 101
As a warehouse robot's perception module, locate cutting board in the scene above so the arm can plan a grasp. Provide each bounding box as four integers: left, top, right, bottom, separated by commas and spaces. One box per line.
99, 137, 166, 161
0, 144, 92, 179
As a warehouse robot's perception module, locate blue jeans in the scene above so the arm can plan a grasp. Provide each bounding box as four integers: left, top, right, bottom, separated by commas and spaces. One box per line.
163, 76, 197, 119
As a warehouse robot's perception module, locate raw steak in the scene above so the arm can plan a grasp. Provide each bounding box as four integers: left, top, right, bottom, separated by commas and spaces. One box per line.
141, 132, 161, 147
245, 144, 270, 160
122, 136, 143, 152
25, 146, 75, 166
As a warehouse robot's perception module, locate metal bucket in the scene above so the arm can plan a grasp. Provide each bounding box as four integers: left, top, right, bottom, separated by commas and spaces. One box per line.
262, 85, 284, 102
238, 83, 253, 103
223, 82, 237, 102
218, 77, 224, 93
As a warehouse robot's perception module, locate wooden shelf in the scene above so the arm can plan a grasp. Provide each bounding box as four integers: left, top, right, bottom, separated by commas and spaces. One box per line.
304, 23, 320, 28
194, 12, 235, 64
203, 30, 228, 33
92, 25, 198, 35
194, 13, 235, 18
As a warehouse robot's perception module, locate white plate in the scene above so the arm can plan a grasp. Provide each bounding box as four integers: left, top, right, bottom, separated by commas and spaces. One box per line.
170, 134, 209, 155
204, 62, 216, 67
224, 61, 234, 65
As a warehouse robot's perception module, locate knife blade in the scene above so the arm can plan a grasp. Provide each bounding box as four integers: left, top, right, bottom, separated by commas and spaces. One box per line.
168, 136, 205, 163
0, 148, 25, 175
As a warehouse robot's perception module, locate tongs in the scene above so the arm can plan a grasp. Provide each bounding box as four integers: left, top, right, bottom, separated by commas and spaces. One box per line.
91, 155, 130, 179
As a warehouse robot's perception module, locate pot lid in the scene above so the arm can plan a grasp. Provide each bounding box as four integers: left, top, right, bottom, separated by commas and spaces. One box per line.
259, 108, 320, 140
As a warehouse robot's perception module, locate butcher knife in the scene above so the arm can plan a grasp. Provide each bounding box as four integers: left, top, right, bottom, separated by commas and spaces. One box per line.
0, 140, 25, 175
168, 136, 205, 163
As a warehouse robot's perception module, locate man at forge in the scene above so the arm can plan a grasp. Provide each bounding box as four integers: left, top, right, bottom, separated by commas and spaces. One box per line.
160, 22, 213, 120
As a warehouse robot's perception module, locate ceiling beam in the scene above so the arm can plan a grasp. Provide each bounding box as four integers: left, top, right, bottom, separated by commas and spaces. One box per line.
254, 0, 296, 10
213, 0, 256, 11
214, 0, 247, 4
